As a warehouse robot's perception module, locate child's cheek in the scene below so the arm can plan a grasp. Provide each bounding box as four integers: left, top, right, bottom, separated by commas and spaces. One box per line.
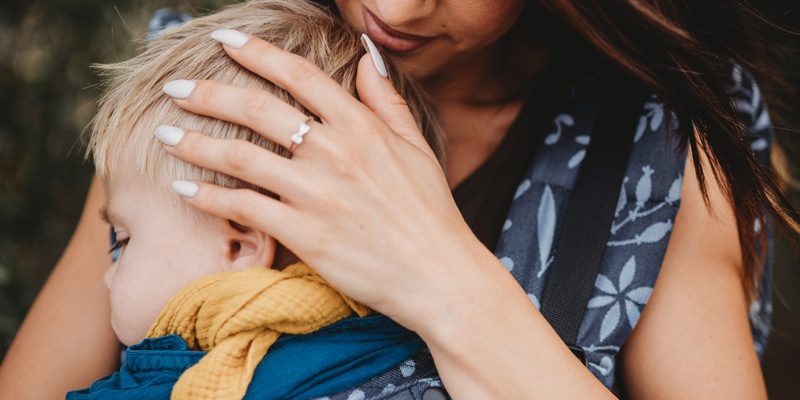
108, 257, 167, 345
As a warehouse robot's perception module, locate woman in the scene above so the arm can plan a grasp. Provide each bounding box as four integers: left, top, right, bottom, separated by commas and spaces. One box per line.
1, 0, 795, 398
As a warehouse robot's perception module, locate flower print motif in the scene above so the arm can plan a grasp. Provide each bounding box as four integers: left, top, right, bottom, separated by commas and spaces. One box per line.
399, 359, 416, 377
587, 256, 653, 342
346, 389, 365, 400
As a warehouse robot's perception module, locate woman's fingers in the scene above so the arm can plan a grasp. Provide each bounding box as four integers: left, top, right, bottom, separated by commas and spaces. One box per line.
172, 181, 299, 242
211, 29, 368, 125
355, 40, 438, 163
156, 127, 305, 199
163, 80, 315, 152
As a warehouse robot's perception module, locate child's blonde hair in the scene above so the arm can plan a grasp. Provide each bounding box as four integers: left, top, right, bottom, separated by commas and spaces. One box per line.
88, 0, 444, 203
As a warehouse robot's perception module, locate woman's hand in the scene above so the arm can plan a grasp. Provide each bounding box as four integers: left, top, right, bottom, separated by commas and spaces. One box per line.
157, 31, 494, 335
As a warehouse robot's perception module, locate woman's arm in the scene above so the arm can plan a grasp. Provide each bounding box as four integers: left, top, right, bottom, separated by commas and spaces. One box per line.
0, 176, 120, 398
157, 34, 764, 398
619, 148, 767, 398
402, 149, 767, 399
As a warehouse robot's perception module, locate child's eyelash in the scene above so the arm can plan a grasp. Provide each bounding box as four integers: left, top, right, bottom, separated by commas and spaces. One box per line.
108, 238, 130, 254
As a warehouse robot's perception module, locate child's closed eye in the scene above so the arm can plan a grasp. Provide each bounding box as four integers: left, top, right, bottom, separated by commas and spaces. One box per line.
108, 237, 130, 255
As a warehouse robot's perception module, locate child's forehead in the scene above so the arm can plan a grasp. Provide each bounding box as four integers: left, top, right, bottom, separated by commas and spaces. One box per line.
102, 165, 178, 220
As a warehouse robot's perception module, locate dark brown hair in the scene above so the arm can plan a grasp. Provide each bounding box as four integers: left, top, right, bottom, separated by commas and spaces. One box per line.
532, 0, 799, 302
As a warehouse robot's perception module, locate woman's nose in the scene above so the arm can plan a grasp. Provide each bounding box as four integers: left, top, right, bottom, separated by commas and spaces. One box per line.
371, 0, 437, 28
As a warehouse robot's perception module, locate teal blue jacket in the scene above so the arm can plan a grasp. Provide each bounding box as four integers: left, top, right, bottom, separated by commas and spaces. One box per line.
67, 315, 425, 400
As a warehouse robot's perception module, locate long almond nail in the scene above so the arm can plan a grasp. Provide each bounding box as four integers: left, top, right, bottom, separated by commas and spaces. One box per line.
163, 80, 196, 99
154, 125, 185, 146
210, 29, 249, 49
171, 180, 199, 198
360, 34, 388, 78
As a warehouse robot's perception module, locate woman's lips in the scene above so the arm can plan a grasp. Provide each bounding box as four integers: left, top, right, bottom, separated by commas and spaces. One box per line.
362, 7, 434, 54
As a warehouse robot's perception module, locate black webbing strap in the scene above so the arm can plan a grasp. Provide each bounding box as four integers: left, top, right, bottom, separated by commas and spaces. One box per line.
538, 79, 650, 364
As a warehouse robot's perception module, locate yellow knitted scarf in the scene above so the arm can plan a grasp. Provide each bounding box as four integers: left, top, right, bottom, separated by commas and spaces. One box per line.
146, 262, 370, 400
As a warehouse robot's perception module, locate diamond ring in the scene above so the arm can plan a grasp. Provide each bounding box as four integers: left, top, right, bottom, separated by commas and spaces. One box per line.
288, 117, 314, 153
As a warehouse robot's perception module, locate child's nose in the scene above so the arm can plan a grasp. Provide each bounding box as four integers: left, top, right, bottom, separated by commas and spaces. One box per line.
103, 263, 118, 289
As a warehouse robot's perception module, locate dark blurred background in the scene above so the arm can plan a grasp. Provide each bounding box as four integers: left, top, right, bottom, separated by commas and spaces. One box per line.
0, 0, 798, 398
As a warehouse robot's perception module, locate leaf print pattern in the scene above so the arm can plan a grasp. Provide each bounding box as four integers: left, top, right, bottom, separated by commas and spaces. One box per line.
588, 356, 615, 377
527, 293, 541, 310
567, 135, 591, 169
499, 256, 514, 271
379, 385, 396, 396
610, 167, 681, 235
537, 186, 556, 278
634, 97, 664, 142
607, 220, 673, 247
514, 179, 531, 200
615, 178, 629, 218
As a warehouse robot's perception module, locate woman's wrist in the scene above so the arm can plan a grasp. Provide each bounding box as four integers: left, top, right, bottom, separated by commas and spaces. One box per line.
403, 239, 617, 398
398, 233, 523, 345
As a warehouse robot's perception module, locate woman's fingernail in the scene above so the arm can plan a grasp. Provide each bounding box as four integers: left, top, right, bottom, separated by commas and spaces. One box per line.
210, 29, 249, 49
360, 34, 388, 78
163, 80, 196, 99
154, 125, 185, 146
171, 180, 199, 198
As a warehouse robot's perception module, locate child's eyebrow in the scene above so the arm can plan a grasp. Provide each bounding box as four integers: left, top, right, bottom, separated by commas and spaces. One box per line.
99, 206, 111, 224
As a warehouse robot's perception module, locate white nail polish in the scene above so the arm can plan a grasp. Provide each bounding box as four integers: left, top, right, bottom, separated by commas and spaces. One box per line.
163, 80, 196, 99
154, 125, 185, 146
210, 29, 249, 49
171, 180, 199, 198
360, 34, 388, 78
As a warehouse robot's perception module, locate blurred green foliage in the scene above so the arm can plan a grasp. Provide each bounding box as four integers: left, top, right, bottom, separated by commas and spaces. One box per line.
0, 0, 797, 398
0, 0, 231, 352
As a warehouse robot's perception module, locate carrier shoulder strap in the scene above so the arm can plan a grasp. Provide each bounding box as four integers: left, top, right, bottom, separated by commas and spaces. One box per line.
538, 78, 649, 363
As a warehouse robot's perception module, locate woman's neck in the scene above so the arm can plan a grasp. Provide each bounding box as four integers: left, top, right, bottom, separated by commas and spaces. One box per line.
421, 32, 549, 109
420, 31, 550, 188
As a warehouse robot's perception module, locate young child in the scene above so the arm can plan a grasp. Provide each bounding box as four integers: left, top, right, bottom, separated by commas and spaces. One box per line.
68, 1, 444, 399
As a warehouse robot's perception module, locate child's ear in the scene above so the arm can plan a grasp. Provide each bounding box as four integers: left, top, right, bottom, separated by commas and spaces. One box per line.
225, 220, 276, 271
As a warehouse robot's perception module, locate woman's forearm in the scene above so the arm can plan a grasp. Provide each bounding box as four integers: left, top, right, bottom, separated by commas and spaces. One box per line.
0, 177, 120, 398
416, 244, 616, 399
